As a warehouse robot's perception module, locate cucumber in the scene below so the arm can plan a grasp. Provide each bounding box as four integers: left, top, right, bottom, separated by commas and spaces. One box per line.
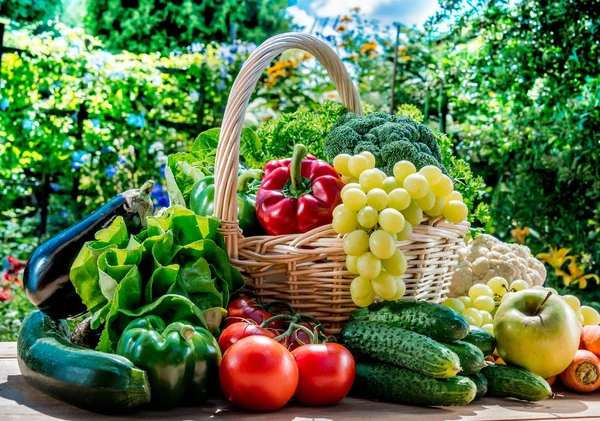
17, 311, 151, 412
441, 341, 486, 375
354, 362, 477, 406
465, 372, 488, 399
350, 300, 469, 342
463, 326, 496, 357
481, 363, 553, 401
341, 321, 461, 378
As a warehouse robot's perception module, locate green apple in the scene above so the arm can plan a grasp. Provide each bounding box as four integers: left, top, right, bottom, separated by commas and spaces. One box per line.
494, 289, 581, 378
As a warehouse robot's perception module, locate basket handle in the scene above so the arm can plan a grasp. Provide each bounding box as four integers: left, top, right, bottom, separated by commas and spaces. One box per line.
213, 33, 364, 234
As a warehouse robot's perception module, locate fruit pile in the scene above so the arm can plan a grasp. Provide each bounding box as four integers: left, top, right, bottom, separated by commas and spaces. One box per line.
331, 152, 469, 306
442, 276, 600, 333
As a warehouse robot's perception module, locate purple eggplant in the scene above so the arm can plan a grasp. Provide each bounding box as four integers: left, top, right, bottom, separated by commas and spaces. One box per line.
24, 181, 155, 319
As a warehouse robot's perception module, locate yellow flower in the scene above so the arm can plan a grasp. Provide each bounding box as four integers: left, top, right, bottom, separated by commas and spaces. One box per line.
488, 91, 495, 97
348, 53, 359, 61
511, 226, 530, 244
360, 41, 377, 56
557, 262, 600, 289
300, 53, 312, 61
536, 246, 576, 270
336, 25, 347, 32
400, 55, 411, 61
352, 6, 361, 12
340, 16, 352, 23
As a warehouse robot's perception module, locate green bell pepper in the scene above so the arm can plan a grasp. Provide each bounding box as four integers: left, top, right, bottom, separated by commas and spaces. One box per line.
115, 315, 221, 408
189, 169, 263, 236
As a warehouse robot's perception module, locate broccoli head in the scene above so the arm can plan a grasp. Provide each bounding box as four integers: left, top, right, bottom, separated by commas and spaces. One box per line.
323, 110, 448, 176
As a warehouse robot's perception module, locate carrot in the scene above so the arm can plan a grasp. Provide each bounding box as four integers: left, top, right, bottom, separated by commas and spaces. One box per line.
495, 357, 506, 365
546, 376, 557, 386
582, 326, 600, 356
559, 350, 600, 393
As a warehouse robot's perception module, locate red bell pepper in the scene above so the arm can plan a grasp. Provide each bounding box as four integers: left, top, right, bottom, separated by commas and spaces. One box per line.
256, 144, 344, 235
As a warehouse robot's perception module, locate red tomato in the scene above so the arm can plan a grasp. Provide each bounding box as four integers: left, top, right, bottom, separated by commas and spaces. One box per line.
291, 343, 355, 406
218, 322, 277, 354
219, 335, 299, 412
223, 297, 277, 328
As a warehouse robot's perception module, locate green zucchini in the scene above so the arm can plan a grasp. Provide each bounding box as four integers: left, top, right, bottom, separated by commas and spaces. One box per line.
350, 300, 469, 342
463, 326, 496, 357
465, 372, 488, 399
441, 341, 486, 375
17, 311, 151, 412
341, 321, 461, 378
481, 363, 553, 401
353, 362, 477, 406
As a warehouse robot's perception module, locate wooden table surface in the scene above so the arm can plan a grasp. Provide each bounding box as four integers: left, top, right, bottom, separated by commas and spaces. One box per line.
2, 342, 600, 421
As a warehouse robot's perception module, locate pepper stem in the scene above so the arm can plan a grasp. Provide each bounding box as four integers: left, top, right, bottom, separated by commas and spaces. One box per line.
289, 144, 309, 195
237, 169, 263, 193
179, 325, 196, 341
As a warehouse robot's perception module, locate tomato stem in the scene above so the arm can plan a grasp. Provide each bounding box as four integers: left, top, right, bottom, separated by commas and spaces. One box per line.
290, 323, 317, 344
260, 313, 298, 329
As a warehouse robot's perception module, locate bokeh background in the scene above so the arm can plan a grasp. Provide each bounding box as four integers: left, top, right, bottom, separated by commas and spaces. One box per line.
1, 0, 598, 339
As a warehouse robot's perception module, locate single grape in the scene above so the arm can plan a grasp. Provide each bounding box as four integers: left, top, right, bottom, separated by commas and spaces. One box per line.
372, 272, 398, 300
581, 306, 600, 326
387, 188, 411, 211
382, 249, 407, 276
359, 151, 376, 168
482, 324, 494, 334
457, 296, 472, 308
341, 175, 353, 184
509, 279, 529, 292
473, 296, 496, 313
333, 204, 348, 218
378, 208, 405, 234
359, 169, 384, 192
342, 182, 361, 195
462, 314, 477, 327
346, 255, 359, 274
462, 308, 483, 327
577, 309, 585, 325
342, 188, 368, 211
442, 298, 466, 313
425, 196, 445, 217
416, 190, 436, 211
403, 174, 429, 200
353, 289, 375, 307
469, 284, 494, 301
373, 168, 387, 180
393, 161, 416, 184
562, 294, 581, 312
369, 230, 396, 260
418, 165, 442, 186
332, 212, 358, 234
444, 191, 463, 205
343, 230, 370, 256
333, 154, 352, 177
480, 310, 494, 325
366, 188, 389, 211
430, 174, 453, 197
350, 276, 374, 300
444, 200, 468, 224
390, 277, 407, 300
401, 202, 423, 226
357, 206, 379, 229
357, 252, 382, 279
487, 277, 509, 296
501, 292, 514, 303
348, 155, 371, 177
396, 221, 412, 241
382, 176, 399, 193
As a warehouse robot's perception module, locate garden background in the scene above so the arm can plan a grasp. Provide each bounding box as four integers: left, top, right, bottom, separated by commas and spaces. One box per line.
0, 0, 598, 339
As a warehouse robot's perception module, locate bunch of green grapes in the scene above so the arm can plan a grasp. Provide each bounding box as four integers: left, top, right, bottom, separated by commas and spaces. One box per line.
443, 277, 600, 334
331, 152, 408, 306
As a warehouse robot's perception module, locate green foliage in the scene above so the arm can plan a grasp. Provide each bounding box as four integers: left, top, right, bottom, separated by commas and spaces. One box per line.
251, 101, 347, 166
0, 0, 61, 22
85, 0, 292, 54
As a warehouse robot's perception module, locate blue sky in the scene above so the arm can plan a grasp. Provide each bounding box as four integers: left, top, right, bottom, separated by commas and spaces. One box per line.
287, 0, 441, 30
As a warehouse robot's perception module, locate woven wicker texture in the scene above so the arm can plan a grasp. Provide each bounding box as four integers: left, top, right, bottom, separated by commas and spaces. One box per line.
213, 33, 468, 333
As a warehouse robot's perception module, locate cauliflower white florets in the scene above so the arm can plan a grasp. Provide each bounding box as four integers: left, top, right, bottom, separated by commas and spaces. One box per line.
449, 234, 546, 297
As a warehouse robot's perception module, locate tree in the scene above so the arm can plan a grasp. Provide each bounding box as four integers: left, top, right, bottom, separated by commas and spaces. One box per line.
85, 0, 293, 54
0, 0, 61, 23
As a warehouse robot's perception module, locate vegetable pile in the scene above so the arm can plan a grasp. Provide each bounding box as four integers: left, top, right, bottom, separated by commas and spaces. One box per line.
343, 301, 553, 405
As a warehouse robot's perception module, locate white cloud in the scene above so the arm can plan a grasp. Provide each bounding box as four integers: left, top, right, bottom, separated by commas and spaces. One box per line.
287, 6, 317, 31
309, 0, 387, 17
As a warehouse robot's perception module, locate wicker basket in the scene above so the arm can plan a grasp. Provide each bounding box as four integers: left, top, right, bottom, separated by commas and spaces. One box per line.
213, 33, 469, 334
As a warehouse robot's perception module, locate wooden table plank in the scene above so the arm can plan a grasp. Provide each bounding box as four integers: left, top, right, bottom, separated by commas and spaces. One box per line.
1, 342, 600, 420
